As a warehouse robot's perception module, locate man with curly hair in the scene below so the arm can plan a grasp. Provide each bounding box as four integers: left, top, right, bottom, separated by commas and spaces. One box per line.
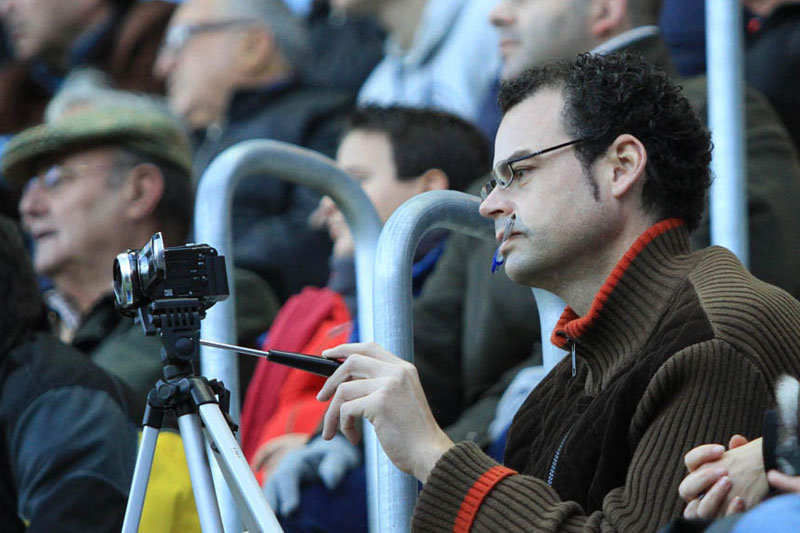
314, 53, 800, 532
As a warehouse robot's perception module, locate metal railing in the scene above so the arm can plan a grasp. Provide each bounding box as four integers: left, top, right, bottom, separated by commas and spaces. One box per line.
371, 190, 494, 532
706, 0, 748, 262
195, 139, 382, 531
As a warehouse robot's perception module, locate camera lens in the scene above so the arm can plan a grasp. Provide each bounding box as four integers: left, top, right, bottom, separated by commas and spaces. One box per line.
113, 251, 140, 310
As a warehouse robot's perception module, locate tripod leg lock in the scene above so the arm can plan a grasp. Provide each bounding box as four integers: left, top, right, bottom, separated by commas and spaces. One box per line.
188, 377, 239, 434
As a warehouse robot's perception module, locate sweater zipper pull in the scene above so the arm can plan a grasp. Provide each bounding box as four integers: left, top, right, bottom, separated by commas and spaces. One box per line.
571, 343, 576, 377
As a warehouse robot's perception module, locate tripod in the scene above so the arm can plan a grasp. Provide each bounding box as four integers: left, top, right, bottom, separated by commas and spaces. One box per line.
121, 299, 282, 533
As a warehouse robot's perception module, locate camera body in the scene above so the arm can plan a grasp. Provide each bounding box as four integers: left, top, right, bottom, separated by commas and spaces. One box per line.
113, 232, 229, 316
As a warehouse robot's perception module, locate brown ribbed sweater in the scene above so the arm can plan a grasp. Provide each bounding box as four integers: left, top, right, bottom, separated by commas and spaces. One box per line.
413, 219, 800, 532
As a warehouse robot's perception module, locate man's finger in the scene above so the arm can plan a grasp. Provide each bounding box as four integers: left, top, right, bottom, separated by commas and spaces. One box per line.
725, 496, 744, 516
339, 395, 372, 444
679, 466, 728, 501
728, 434, 749, 449
317, 353, 403, 401
684, 497, 700, 519
695, 476, 731, 519
321, 378, 383, 440
322, 341, 398, 362
684, 444, 726, 471
767, 470, 800, 493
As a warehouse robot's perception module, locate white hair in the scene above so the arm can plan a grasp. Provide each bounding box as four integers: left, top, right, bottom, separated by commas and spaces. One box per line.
45, 68, 179, 124
224, 0, 310, 72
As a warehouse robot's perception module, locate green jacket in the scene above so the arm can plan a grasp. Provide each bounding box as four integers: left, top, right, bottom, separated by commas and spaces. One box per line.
68, 268, 280, 403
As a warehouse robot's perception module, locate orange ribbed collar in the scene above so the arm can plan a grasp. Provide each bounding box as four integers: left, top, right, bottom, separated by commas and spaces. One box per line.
550, 218, 685, 349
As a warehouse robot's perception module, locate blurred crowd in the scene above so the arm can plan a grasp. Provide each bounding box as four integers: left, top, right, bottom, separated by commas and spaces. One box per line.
0, 0, 799, 532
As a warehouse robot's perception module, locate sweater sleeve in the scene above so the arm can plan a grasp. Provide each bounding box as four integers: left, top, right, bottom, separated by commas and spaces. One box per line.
413, 339, 773, 532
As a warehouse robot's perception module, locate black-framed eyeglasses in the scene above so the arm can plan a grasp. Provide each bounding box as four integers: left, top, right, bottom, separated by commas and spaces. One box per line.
160, 19, 253, 55
480, 138, 590, 200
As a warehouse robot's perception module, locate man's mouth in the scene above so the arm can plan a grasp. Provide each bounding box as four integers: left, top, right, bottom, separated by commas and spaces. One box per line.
498, 38, 519, 57
496, 216, 517, 244
32, 229, 56, 241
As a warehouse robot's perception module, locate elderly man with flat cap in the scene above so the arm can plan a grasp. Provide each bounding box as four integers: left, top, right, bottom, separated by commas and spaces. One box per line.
1, 74, 275, 401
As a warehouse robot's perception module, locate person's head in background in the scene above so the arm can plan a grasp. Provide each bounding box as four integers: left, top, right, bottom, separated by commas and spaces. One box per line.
3, 70, 193, 317
0, 0, 133, 68
153, 0, 309, 129
490, 0, 663, 80
742, 0, 796, 16
315, 105, 491, 257
327, 0, 427, 50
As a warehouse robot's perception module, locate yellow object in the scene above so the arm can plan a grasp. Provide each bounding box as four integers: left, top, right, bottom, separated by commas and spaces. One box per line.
138, 430, 202, 533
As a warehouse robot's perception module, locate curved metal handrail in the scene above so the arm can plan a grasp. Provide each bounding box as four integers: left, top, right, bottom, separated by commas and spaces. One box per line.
195, 139, 381, 531
370, 190, 493, 532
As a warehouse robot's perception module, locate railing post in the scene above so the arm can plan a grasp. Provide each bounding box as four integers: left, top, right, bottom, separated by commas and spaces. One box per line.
372, 190, 493, 532
195, 139, 381, 531
705, 0, 748, 263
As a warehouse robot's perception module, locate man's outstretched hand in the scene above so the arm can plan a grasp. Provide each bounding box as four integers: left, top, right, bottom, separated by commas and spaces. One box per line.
318, 342, 455, 483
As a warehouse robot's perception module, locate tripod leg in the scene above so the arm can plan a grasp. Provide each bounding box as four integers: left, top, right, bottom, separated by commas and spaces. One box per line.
198, 402, 284, 533
122, 425, 160, 533
179, 413, 225, 533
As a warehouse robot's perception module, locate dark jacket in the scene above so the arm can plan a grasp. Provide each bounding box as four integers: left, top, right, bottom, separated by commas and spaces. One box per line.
0, 331, 140, 532
411, 31, 800, 447
744, 4, 800, 150
414, 221, 800, 532
192, 79, 354, 301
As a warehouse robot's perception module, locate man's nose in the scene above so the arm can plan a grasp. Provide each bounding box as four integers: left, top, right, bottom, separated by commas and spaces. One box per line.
489, 0, 514, 29
478, 187, 512, 220
153, 47, 176, 81
19, 183, 46, 219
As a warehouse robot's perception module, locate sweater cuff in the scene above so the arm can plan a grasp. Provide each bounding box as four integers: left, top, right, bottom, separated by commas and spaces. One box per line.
413, 441, 516, 532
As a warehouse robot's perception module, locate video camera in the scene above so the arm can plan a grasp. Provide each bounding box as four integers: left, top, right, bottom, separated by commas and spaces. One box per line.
113, 232, 228, 316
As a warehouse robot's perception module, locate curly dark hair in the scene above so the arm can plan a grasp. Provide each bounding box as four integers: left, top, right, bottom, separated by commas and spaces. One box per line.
343, 105, 491, 192
498, 52, 712, 231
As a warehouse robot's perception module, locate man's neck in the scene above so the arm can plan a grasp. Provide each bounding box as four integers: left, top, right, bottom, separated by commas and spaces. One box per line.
377, 0, 428, 51
549, 217, 658, 317
52, 270, 111, 319
591, 25, 660, 55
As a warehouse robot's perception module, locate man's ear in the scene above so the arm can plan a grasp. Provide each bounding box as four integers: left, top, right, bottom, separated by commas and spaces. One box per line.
588, 0, 629, 40
237, 25, 276, 75
418, 168, 449, 192
607, 134, 647, 199
121, 163, 164, 221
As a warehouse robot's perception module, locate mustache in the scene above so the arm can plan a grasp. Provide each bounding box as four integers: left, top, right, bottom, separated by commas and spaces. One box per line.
495, 215, 521, 237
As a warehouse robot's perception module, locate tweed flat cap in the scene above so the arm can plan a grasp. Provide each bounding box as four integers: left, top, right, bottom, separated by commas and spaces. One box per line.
1, 106, 192, 185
